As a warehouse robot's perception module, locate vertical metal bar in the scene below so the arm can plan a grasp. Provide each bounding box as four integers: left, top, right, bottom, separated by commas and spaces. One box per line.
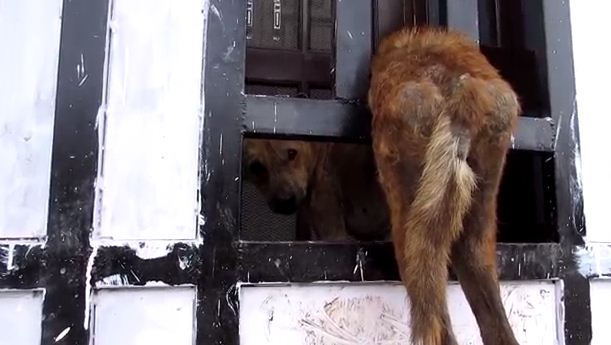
334, 0, 373, 100
199, 0, 246, 343
446, 0, 479, 41
478, 0, 499, 46
494, 0, 502, 44
43, 0, 110, 343
300, 0, 311, 95
542, 0, 590, 343
543, 0, 585, 246
425, 0, 441, 26
373, 0, 407, 49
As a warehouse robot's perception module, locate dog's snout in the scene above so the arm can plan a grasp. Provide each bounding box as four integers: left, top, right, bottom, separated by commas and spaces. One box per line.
269, 196, 297, 215
248, 160, 267, 176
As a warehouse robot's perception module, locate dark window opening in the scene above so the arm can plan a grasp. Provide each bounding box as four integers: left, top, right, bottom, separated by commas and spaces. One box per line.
497, 150, 557, 243
477, 0, 550, 118
373, 0, 550, 117
245, 0, 335, 99
241, 0, 560, 244
240, 137, 558, 243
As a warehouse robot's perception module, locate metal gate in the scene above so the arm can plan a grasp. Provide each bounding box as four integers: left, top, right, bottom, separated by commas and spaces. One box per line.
1, 0, 609, 344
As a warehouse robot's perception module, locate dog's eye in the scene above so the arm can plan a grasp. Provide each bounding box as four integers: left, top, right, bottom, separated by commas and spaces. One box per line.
248, 160, 266, 175
287, 149, 298, 161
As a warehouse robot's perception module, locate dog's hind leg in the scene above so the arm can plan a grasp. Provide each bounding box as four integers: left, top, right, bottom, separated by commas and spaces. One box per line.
374, 143, 459, 345
450, 79, 520, 345
450, 145, 519, 345
372, 82, 478, 345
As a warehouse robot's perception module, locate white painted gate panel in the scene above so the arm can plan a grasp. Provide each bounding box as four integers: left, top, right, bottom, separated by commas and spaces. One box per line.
0, 0, 63, 238
240, 282, 561, 345
0, 290, 44, 345
94, 0, 206, 240
91, 286, 196, 345
590, 280, 611, 345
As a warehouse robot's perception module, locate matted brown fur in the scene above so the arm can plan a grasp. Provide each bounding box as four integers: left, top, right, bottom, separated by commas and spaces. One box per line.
369, 26, 520, 344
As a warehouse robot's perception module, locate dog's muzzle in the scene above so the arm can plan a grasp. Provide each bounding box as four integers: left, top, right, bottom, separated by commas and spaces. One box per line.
269, 196, 298, 215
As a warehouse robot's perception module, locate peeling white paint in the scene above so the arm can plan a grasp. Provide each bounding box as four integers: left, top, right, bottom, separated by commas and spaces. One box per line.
94, 0, 207, 240
240, 281, 560, 345
91, 286, 196, 345
83, 240, 200, 302
0, 289, 44, 345
89, 239, 200, 259
83, 245, 99, 329
99, 273, 131, 287
570, 1, 611, 243
0, 0, 63, 239
590, 279, 611, 345
6, 243, 15, 270
575, 245, 611, 279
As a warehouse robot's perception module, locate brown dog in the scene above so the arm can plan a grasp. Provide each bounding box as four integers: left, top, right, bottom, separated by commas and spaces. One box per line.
369, 27, 520, 344
242, 138, 390, 241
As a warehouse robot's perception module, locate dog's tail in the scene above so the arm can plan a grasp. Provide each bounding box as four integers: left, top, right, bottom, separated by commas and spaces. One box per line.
402, 82, 481, 343
405, 76, 483, 252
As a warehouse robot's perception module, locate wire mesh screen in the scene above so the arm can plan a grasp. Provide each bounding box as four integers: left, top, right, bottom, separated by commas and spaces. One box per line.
241, 181, 297, 241
309, 0, 333, 51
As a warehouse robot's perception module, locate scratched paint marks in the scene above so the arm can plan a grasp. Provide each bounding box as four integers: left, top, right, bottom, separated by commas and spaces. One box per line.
0, 289, 44, 345
240, 282, 560, 345
300, 295, 409, 344
91, 286, 196, 345
94, 0, 207, 240
0, 0, 63, 238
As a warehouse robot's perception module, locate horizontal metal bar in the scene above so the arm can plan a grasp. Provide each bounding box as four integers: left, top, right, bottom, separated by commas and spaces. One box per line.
514, 116, 556, 152
237, 242, 567, 283
238, 241, 397, 282
245, 48, 332, 87
244, 95, 371, 142
14, 241, 606, 290
91, 244, 201, 287
244, 95, 555, 151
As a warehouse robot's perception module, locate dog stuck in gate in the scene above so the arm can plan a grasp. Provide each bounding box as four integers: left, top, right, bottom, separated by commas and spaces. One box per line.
242, 138, 390, 241
368, 27, 520, 344
244, 26, 520, 345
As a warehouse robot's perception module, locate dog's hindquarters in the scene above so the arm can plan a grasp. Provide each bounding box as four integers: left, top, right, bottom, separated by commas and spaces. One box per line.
371, 76, 479, 344
371, 71, 520, 344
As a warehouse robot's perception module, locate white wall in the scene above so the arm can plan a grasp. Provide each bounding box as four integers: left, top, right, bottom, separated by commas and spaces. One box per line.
570, 2, 611, 344
0, 0, 63, 239
570, 0, 611, 243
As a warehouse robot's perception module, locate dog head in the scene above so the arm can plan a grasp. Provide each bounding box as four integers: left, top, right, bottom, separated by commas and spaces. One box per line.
243, 138, 322, 215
